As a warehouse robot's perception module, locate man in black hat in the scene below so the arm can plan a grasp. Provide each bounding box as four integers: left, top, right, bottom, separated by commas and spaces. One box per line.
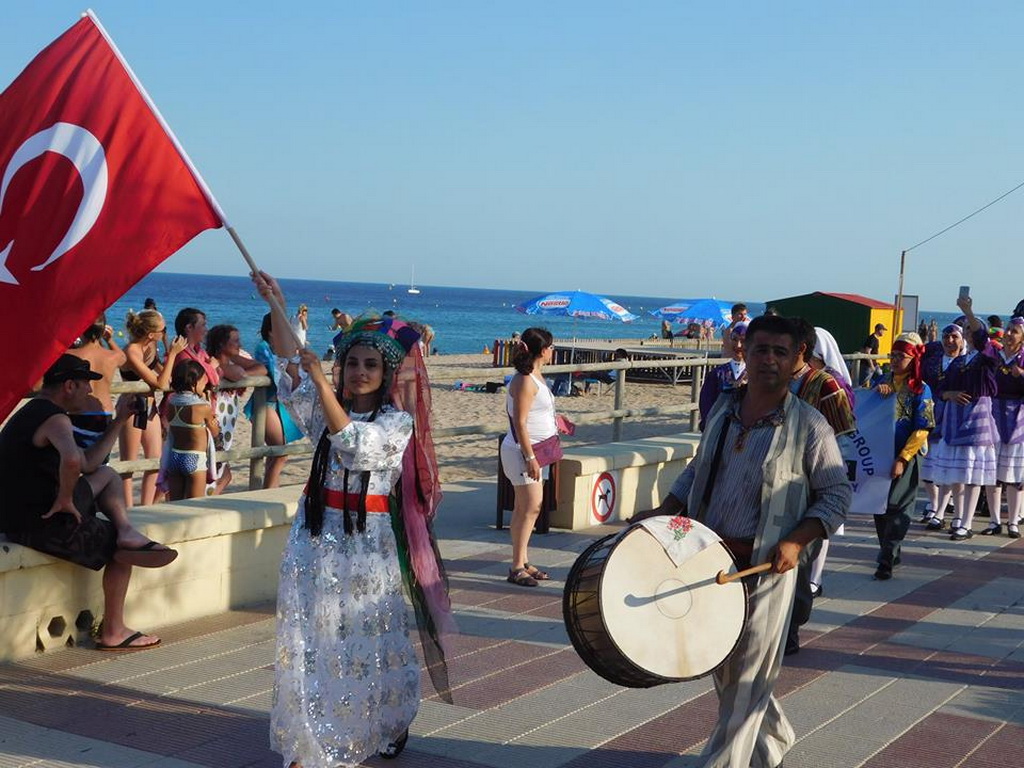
0, 354, 178, 651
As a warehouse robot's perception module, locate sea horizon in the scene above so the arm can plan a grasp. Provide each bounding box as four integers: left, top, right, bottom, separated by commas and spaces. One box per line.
104, 271, 986, 357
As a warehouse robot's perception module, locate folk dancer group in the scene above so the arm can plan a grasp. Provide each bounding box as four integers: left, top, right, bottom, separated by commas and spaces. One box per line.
921, 295, 1024, 540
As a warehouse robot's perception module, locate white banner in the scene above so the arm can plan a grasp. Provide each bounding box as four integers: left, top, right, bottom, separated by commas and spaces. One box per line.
842, 389, 895, 516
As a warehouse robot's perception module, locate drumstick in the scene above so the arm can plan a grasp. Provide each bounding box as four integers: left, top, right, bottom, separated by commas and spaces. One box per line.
716, 562, 773, 584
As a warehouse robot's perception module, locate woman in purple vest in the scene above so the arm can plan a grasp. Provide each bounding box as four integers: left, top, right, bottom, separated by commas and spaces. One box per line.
981, 316, 1024, 537
919, 322, 965, 529
928, 297, 997, 541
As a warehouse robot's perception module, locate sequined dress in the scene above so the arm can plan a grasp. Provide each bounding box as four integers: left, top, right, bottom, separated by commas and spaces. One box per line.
270, 364, 419, 768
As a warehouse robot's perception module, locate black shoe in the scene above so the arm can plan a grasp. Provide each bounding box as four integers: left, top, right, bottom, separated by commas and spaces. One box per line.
926, 516, 944, 531
1009, 524, 1021, 539
874, 564, 893, 580
379, 729, 409, 759
785, 636, 800, 656
919, 509, 935, 525
950, 527, 973, 541
809, 582, 823, 599
980, 523, 1002, 536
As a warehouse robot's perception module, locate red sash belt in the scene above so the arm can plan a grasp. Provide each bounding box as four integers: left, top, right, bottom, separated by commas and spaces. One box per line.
303, 485, 390, 513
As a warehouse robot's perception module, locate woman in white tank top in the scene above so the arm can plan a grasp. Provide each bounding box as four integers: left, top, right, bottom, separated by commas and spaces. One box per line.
501, 327, 558, 587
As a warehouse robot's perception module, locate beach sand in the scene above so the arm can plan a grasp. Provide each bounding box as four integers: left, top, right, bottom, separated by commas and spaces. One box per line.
213, 352, 696, 492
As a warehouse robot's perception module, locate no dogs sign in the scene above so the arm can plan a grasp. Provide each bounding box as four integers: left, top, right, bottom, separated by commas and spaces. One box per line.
591, 471, 618, 524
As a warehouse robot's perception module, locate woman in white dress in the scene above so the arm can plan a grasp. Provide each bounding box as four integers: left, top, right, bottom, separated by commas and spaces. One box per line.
253, 272, 455, 768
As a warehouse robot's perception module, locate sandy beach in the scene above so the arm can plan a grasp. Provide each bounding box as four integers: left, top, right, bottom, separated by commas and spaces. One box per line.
212, 351, 696, 492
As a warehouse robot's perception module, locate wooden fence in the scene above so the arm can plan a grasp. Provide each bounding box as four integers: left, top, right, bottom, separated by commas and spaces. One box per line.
107, 353, 882, 490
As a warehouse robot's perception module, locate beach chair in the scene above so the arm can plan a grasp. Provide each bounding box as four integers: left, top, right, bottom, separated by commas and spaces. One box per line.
495, 437, 558, 533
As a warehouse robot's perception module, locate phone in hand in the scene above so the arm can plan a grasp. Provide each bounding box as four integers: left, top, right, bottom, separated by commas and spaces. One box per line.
958, 285, 971, 300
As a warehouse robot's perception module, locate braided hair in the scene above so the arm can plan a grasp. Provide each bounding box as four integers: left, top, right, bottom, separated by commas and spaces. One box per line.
303, 347, 394, 537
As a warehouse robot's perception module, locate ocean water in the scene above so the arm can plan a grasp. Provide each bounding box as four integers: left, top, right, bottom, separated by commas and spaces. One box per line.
105, 273, 751, 356
103, 273, 993, 356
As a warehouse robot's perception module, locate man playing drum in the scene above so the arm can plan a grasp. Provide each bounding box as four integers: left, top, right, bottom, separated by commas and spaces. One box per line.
633, 314, 850, 768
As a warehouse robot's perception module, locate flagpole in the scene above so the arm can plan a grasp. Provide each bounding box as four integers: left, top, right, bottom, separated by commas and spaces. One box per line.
83, 9, 303, 349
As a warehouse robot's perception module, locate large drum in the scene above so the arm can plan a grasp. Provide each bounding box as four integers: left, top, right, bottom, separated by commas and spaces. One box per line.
563, 517, 749, 688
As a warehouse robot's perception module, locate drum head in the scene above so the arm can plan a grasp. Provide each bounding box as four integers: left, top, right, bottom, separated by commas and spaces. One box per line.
599, 523, 747, 681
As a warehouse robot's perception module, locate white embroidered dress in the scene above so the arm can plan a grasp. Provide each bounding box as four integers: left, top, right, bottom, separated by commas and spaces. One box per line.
270, 363, 418, 768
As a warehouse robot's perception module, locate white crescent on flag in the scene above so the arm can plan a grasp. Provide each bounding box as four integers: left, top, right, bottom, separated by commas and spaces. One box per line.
0, 122, 109, 285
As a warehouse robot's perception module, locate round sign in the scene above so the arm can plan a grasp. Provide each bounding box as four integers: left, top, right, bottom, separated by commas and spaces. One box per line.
591, 471, 617, 523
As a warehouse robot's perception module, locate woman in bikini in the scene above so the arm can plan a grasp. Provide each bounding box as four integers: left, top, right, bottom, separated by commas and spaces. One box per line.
119, 309, 187, 506
164, 361, 220, 501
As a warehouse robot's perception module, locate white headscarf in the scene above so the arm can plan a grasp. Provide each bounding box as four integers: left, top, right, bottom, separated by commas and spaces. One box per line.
813, 327, 852, 387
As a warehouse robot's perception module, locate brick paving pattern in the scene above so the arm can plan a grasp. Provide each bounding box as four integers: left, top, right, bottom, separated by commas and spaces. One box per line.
0, 480, 1022, 766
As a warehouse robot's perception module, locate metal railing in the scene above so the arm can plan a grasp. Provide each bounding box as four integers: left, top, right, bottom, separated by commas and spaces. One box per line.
107, 352, 885, 490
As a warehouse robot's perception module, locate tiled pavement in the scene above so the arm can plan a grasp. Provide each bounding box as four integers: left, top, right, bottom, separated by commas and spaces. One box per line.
1, 478, 1022, 767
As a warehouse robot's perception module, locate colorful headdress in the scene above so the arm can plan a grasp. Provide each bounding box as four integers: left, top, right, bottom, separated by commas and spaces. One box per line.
334, 315, 420, 369
941, 323, 963, 337
730, 321, 749, 338
892, 334, 926, 394
1010, 316, 1024, 328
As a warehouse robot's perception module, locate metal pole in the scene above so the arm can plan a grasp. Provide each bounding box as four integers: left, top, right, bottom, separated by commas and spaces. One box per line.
248, 386, 267, 490
893, 249, 906, 334
689, 362, 704, 432
612, 368, 625, 441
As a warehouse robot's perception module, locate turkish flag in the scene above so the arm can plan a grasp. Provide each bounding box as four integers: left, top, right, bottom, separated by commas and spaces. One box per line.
0, 15, 222, 421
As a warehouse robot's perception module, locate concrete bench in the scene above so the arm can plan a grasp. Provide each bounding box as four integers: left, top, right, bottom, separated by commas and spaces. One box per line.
0, 487, 299, 663
552, 434, 699, 530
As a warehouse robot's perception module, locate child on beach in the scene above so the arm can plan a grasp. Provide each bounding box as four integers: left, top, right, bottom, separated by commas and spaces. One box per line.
161, 360, 219, 501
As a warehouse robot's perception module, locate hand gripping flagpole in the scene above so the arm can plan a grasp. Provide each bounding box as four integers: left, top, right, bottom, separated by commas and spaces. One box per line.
83, 9, 304, 350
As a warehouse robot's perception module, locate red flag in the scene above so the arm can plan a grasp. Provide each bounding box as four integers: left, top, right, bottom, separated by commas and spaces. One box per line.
0, 14, 222, 421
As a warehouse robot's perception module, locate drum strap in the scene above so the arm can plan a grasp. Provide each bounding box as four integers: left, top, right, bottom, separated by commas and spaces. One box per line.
696, 418, 732, 522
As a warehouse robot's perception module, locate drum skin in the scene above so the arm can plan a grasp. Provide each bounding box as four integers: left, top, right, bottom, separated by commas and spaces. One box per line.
563, 522, 749, 688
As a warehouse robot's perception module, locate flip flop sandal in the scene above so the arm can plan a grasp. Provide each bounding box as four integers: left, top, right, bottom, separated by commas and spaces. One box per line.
525, 563, 550, 580
95, 631, 161, 651
507, 567, 538, 587
114, 541, 178, 568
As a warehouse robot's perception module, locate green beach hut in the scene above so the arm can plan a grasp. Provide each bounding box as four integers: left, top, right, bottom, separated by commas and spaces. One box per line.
764, 292, 902, 355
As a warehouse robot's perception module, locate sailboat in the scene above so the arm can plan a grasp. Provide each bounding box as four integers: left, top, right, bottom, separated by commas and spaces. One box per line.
407, 266, 421, 295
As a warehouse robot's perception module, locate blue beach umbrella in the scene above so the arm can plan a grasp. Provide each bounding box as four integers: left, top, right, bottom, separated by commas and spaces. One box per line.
515, 290, 639, 322
515, 290, 638, 363
650, 298, 733, 326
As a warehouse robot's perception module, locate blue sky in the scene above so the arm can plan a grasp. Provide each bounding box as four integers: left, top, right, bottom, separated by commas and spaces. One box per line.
2, 2, 1022, 314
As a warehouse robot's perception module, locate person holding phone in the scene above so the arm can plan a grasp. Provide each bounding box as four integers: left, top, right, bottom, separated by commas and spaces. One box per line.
928, 293, 997, 541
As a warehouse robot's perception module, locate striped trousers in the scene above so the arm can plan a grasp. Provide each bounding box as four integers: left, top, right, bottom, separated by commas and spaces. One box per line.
701, 567, 798, 768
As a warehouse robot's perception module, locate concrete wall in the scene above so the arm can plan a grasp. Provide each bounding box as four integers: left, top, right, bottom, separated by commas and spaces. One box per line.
0, 487, 298, 662
552, 434, 698, 530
